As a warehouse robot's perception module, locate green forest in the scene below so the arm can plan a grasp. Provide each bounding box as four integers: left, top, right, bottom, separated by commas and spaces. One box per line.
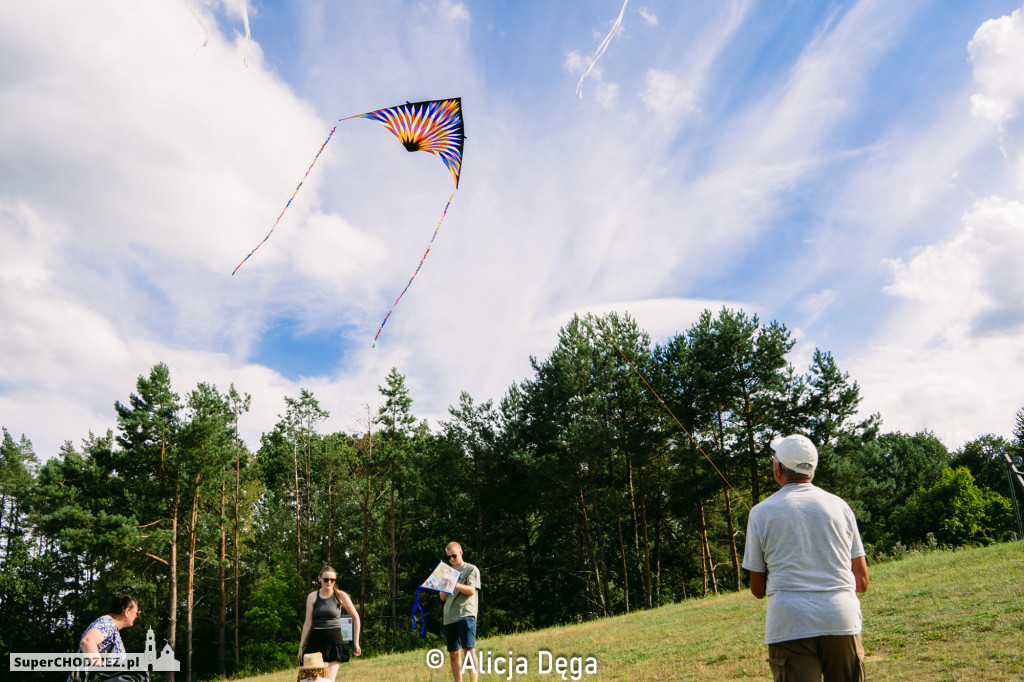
2, 308, 1022, 681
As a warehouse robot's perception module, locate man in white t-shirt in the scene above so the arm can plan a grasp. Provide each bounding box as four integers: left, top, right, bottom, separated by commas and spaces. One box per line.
742, 434, 870, 681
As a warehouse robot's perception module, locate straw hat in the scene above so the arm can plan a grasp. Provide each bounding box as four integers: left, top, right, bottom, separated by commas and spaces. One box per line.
297, 652, 328, 681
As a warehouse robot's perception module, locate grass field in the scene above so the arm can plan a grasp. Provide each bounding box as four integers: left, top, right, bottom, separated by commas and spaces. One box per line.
235, 541, 1023, 681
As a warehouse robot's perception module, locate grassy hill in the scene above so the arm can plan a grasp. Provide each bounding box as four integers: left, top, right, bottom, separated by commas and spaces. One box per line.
236, 541, 1023, 681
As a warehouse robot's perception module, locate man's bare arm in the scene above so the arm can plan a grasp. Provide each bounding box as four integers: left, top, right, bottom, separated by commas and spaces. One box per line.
749, 571, 767, 599
852, 556, 869, 593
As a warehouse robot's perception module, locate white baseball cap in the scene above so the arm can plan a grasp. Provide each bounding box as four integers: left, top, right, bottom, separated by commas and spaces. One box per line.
772, 434, 818, 474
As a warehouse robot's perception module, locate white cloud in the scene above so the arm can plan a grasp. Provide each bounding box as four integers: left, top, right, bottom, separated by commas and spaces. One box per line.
0, 1, 334, 455
638, 7, 658, 27
722, 0, 916, 166
850, 198, 1024, 448
883, 197, 1024, 339
563, 50, 589, 76
969, 6, 1024, 126
641, 69, 699, 117
853, 334, 1024, 447
554, 297, 761, 344
632, 1, 750, 129
595, 82, 620, 109
440, 0, 471, 23
969, 4, 1024, 189
284, 212, 388, 293
797, 289, 837, 327
0, 201, 60, 289
565, 48, 613, 106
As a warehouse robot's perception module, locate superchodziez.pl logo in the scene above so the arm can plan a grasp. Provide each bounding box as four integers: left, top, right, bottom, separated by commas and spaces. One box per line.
9, 628, 180, 673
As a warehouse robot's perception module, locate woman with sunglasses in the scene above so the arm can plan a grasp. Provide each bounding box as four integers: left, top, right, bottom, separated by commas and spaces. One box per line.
298, 565, 362, 680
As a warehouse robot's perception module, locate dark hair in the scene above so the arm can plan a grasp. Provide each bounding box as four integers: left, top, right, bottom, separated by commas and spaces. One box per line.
317, 565, 350, 610
108, 593, 138, 616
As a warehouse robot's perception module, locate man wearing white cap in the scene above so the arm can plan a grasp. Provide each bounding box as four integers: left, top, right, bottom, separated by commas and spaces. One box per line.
742, 434, 870, 681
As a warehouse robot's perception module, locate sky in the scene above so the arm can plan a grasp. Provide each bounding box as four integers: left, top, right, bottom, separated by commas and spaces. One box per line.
3, 0, 1024, 459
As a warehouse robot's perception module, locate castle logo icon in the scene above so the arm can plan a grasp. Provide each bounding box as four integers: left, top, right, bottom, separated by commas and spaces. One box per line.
143, 628, 181, 672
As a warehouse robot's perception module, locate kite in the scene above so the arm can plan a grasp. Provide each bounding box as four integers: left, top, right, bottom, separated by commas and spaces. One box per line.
410, 562, 461, 636
345, 98, 464, 189
232, 98, 465, 345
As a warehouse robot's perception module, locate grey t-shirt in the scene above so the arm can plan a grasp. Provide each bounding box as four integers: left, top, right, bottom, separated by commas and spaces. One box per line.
742, 483, 865, 644
442, 562, 481, 625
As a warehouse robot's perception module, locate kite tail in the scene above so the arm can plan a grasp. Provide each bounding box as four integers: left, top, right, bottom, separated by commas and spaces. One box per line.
185, 0, 211, 49
411, 586, 427, 636
575, 0, 630, 98
231, 126, 338, 275
372, 193, 455, 347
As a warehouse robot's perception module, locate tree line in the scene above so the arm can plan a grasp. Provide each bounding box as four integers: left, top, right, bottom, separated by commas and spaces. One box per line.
2, 308, 1022, 680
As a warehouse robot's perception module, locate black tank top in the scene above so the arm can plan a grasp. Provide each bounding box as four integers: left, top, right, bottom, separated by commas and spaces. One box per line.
313, 590, 343, 628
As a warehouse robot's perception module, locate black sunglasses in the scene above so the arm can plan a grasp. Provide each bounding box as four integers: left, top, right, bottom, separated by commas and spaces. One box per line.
321, 577, 336, 583
447, 553, 459, 559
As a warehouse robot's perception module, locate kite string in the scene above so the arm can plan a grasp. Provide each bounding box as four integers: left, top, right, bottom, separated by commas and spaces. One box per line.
593, 319, 750, 511
232, 126, 337, 275
372, 193, 455, 347
575, 0, 630, 98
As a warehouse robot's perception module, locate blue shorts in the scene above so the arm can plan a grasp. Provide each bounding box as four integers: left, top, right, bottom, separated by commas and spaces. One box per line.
443, 617, 476, 652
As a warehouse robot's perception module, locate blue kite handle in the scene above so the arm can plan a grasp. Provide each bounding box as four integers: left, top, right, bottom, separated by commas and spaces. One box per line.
411, 586, 427, 636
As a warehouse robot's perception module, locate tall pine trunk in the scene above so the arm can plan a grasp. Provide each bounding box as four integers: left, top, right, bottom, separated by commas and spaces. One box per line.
743, 394, 761, 504
293, 443, 302, 587
473, 450, 483, 562
304, 438, 312, 588
327, 477, 333, 565
589, 476, 612, 613
389, 481, 398, 648
233, 447, 241, 669
167, 488, 179, 682
185, 471, 202, 682
639, 487, 653, 608
218, 476, 227, 676
698, 498, 717, 596
724, 489, 741, 591
608, 451, 630, 613
577, 486, 607, 617
520, 512, 540, 627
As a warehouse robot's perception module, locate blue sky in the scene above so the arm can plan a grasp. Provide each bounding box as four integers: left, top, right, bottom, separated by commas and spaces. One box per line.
2, 0, 1024, 458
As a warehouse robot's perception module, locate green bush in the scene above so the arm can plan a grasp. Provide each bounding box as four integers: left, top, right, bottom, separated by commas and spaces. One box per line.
241, 560, 304, 672
894, 467, 1013, 547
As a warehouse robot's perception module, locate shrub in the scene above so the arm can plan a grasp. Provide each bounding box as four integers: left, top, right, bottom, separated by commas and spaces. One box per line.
894, 467, 1012, 547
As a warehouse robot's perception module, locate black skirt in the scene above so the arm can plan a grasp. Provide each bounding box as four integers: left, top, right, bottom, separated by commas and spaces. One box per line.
307, 627, 350, 663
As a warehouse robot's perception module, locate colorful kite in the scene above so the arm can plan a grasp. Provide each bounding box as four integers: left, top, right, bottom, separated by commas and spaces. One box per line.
410, 562, 461, 636
346, 98, 464, 188
232, 98, 465, 345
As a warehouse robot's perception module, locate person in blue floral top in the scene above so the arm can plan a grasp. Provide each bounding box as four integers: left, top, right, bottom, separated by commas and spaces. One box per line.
68, 594, 148, 682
